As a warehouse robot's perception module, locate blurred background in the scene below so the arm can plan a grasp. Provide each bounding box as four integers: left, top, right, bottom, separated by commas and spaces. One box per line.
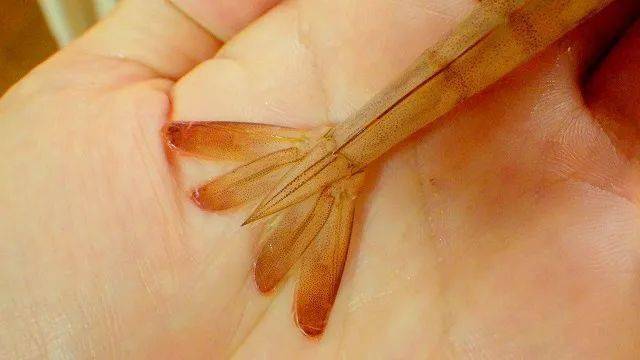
1, 0, 117, 95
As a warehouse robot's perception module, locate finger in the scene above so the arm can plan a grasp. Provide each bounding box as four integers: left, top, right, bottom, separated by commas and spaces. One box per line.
77, 0, 281, 78
19, 0, 282, 87
67, 0, 218, 80
173, 0, 282, 41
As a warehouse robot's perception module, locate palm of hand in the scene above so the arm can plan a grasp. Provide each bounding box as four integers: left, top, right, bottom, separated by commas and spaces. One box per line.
1, 0, 639, 358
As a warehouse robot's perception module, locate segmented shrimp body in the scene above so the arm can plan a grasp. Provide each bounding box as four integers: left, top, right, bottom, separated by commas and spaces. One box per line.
165, 0, 616, 337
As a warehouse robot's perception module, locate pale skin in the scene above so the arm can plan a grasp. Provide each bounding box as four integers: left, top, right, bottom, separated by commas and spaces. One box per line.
1, 0, 640, 358
164, 0, 631, 338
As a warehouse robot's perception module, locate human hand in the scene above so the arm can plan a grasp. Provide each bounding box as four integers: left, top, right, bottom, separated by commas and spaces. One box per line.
1, 0, 640, 358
